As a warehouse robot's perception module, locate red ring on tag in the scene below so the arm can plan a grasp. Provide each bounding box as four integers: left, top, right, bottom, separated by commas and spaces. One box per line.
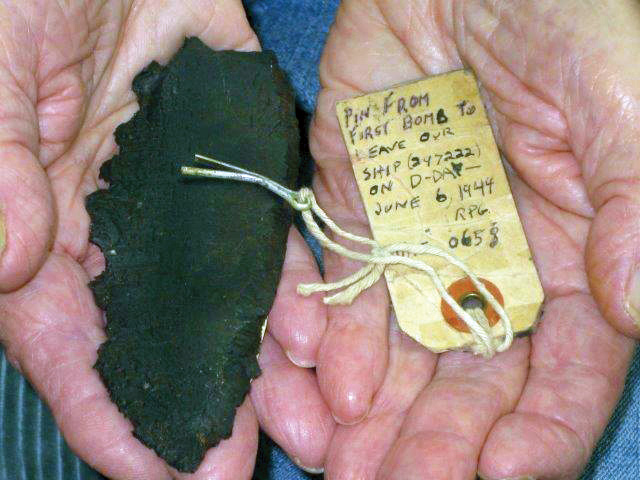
441, 277, 504, 333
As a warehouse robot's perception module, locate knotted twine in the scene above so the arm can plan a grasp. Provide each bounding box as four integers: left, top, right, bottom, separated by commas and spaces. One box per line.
289, 187, 513, 358
182, 157, 514, 357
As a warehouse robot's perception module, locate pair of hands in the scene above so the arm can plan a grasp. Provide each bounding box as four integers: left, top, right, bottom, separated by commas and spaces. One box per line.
0, 0, 638, 478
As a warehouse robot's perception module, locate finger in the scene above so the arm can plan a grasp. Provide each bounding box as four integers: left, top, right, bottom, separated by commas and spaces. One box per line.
325, 317, 437, 479
47, 0, 261, 262
311, 0, 433, 427
581, 11, 640, 341
478, 295, 634, 480
267, 227, 327, 368
0, 6, 54, 291
251, 334, 335, 473
0, 253, 172, 479
315, 248, 390, 425
377, 338, 529, 480
170, 399, 258, 480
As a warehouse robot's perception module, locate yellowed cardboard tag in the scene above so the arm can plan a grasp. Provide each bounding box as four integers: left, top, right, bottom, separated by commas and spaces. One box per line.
336, 70, 544, 352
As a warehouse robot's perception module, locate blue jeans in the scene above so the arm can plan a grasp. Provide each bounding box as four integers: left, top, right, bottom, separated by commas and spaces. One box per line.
0, 1, 636, 479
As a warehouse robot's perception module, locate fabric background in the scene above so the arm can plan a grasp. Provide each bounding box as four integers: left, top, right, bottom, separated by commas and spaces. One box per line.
0, 0, 637, 478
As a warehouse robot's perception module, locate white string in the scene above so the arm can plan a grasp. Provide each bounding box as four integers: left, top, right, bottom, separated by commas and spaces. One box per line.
290, 188, 513, 357
182, 157, 514, 357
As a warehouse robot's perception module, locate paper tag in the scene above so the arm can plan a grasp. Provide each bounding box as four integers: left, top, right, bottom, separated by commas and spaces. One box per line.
336, 70, 544, 352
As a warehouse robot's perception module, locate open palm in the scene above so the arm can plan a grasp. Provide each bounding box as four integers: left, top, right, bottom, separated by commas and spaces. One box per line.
256, 1, 640, 478
0, 1, 266, 478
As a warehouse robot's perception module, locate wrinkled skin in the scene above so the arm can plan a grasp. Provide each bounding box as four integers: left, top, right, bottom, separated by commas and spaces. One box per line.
0, 1, 639, 480
0, 1, 268, 478
253, 1, 640, 479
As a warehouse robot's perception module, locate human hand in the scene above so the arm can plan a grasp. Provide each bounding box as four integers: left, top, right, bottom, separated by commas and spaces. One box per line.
259, 1, 640, 478
0, 1, 271, 478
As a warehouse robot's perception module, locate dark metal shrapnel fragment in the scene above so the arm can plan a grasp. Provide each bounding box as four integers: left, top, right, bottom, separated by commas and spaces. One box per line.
86, 37, 299, 472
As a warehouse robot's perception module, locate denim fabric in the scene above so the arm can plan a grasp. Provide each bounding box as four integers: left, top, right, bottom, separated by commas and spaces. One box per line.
581, 349, 639, 479
243, 1, 640, 479
244, 0, 339, 115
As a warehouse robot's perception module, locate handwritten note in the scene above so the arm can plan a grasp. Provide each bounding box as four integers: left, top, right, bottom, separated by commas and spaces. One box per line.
336, 70, 544, 352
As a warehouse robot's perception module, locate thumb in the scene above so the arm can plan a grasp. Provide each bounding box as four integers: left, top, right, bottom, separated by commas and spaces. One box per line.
0, 46, 54, 291
585, 133, 640, 339
579, 2, 640, 338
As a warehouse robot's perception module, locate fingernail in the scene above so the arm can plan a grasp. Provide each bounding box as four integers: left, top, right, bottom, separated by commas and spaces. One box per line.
478, 474, 536, 480
624, 268, 640, 329
293, 457, 324, 474
331, 404, 370, 426
285, 350, 316, 368
330, 387, 373, 425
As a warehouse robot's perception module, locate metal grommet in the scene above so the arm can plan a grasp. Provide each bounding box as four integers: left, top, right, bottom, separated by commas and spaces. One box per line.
441, 277, 504, 333
459, 292, 486, 311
